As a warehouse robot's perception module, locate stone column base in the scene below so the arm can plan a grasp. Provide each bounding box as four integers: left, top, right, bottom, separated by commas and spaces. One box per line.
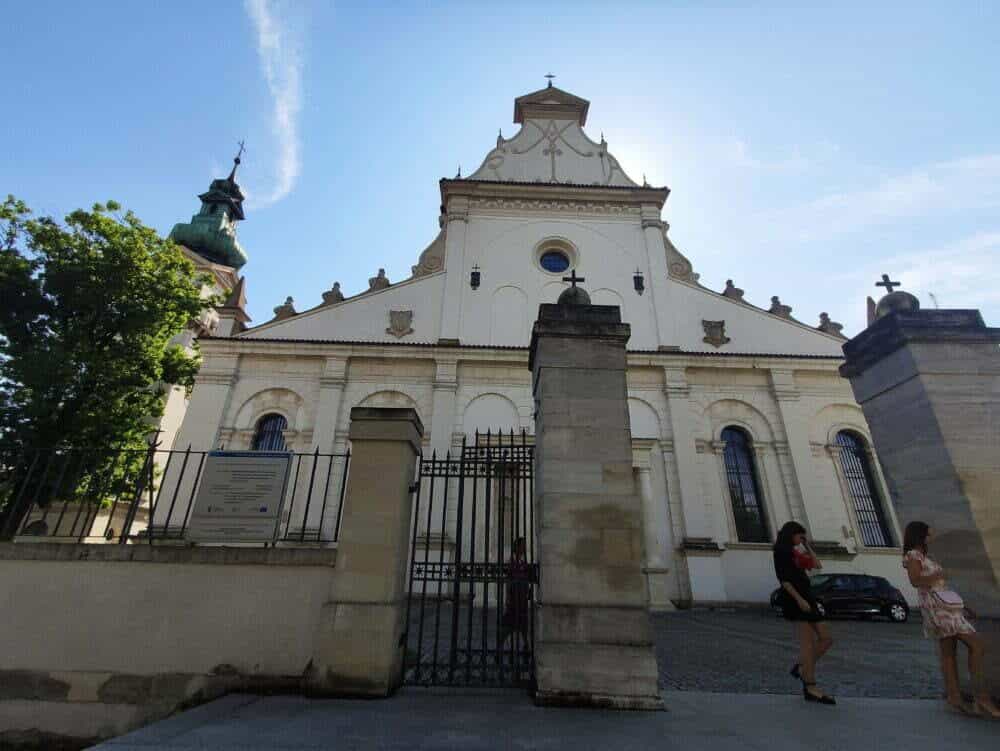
643, 567, 676, 612
533, 605, 664, 711
534, 643, 663, 710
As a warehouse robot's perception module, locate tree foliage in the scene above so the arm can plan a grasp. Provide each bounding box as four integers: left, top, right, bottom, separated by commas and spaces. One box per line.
0, 195, 211, 455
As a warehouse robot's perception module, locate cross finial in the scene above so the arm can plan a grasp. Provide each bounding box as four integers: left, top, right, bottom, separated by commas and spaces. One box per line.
544, 72, 556, 88
228, 140, 246, 181
562, 269, 585, 288
876, 273, 901, 294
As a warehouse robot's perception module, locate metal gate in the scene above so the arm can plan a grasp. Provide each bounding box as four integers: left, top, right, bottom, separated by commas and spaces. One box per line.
403, 430, 537, 688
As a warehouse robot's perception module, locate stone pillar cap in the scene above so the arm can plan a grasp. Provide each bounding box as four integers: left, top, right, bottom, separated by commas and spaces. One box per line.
348, 407, 424, 451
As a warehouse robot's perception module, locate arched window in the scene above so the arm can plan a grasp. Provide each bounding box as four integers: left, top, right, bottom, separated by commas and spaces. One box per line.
835, 431, 892, 547
721, 427, 769, 543
251, 413, 288, 451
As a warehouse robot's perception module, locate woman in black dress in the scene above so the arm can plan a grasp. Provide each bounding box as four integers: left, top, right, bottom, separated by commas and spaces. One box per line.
774, 521, 836, 705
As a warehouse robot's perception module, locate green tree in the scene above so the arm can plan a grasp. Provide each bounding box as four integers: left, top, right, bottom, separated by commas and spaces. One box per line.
0, 195, 212, 524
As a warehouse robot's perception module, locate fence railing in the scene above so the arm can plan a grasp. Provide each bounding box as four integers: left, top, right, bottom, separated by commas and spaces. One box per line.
0, 445, 350, 545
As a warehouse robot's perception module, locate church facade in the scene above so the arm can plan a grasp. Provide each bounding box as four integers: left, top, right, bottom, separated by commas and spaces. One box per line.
163, 84, 914, 608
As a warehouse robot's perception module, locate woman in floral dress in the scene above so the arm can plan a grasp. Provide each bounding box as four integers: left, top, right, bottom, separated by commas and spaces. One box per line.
903, 521, 1000, 718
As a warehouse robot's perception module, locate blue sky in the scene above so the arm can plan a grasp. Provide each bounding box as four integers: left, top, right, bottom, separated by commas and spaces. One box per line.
5, 1, 999, 334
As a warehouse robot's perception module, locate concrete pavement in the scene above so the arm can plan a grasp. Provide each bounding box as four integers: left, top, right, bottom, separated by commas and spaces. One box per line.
92, 688, 996, 750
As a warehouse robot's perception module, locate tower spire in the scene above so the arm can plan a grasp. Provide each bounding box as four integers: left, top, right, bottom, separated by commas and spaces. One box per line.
228, 140, 245, 181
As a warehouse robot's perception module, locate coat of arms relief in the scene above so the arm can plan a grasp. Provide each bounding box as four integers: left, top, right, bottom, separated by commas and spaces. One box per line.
386, 310, 414, 338
702, 319, 731, 348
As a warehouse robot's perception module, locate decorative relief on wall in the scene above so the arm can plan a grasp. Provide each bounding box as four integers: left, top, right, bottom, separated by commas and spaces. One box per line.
467, 197, 642, 215
410, 230, 445, 277
702, 320, 731, 348
663, 231, 699, 283
386, 310, 415, 338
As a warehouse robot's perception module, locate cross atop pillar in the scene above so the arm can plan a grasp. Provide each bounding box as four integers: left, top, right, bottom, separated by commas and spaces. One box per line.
562, 269, 585, 288
876, 274, 901, 294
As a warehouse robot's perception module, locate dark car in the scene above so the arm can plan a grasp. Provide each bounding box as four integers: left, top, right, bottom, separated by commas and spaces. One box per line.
770, 573, 909, 623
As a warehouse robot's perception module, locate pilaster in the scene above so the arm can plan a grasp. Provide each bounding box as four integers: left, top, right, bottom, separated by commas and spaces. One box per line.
639, 205, 670, 346
437, 198, 469, 344
661, 366, 713, 540
632, 438, 675, 611
768, 369, 839, 543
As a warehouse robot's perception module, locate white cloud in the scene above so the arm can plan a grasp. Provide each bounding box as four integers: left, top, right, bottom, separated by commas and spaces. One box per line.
244, 0, 303, 207
884, 230, 1000, 310
768, 153, 1000, 241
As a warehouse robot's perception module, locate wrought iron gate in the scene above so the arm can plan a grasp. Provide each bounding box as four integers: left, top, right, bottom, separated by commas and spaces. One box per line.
403, 430, 537, 688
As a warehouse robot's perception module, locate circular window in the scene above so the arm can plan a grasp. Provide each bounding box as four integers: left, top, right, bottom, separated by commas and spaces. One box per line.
539, 250, 570, 273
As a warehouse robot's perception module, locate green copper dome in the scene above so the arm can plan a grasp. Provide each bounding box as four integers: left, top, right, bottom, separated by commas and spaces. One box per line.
169, 157, 248, 270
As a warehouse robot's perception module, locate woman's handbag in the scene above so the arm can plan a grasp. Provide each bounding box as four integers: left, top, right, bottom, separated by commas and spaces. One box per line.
932, 590, 965, 610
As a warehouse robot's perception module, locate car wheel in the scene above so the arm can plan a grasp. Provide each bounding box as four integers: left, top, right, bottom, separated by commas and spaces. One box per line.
887, 603, 909, 623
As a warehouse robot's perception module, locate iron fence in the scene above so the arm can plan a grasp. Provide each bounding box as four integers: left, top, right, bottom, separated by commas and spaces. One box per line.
0, 444, 350, 545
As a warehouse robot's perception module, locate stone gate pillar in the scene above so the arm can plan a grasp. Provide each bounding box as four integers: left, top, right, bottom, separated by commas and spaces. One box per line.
840, 289, 1000, 694
528, 278, 662, 710
305, 407, 423, 697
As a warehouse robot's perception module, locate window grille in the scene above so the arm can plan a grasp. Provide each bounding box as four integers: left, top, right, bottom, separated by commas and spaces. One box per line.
835, 431, 892, 547
251, 413, 288, 451
721, 427, 769, 543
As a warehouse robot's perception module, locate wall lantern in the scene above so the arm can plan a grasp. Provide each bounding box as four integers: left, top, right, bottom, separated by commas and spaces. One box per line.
470, 265, 481, 290
633, 269, 645, 295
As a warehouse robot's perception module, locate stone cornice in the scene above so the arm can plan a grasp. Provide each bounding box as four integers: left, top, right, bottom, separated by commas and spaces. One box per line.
196, 337, 845, 377
440, 178, 669, 210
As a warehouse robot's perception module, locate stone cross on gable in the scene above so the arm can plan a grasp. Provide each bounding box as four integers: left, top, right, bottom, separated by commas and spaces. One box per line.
562, 269, 585, 289
876, 274, 901, 293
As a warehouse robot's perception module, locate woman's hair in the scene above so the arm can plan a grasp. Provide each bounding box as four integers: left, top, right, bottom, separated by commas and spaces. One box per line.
903, 521, 930, 554
774, 521, 807, 551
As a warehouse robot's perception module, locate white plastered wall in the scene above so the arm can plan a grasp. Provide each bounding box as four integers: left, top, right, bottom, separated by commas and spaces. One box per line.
241, 273, 445, 344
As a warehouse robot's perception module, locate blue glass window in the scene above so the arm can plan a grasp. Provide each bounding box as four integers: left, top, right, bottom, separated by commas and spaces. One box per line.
539, 250, 570, 273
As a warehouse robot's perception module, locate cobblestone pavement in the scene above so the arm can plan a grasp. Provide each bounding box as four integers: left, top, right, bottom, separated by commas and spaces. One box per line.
653, 609, 946, 699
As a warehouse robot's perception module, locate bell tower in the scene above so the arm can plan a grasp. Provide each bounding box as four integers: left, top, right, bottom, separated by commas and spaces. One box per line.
168, 145, 249, 270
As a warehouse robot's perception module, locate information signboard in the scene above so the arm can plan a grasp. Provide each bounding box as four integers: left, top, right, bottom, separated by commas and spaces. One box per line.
186, 451, 292, 543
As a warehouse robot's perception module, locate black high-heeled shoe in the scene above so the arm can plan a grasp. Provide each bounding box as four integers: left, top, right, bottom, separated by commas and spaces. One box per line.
803, 683, 836, 705
790, 663, 801, 680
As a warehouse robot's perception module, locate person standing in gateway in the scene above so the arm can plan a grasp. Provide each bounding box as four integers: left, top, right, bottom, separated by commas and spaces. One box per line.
773, 521, 836, 705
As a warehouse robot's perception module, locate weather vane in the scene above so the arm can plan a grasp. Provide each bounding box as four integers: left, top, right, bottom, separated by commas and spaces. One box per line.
544, 72, 556, 87
234, 140, 246, 165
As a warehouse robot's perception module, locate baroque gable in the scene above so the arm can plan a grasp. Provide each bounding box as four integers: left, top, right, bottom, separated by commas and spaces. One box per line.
468, 85, 638, 187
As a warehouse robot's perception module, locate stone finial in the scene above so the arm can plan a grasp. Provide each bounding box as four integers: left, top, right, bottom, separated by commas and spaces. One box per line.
769, 296, 793, 319
322, 281, 345, 305
368, 268, 390, 292
875, 290, 920, 320
817, 312, 846, 338
722, 279, 745, 302
273, 296, 296, 320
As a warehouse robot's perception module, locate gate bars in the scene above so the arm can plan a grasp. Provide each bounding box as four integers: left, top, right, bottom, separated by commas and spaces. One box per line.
403, 430, 537, 688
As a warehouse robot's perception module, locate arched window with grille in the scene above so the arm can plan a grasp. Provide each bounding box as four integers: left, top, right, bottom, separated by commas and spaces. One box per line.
835, 431, 893, 547
721, 426, 769, 543
251, 413, 288, 451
